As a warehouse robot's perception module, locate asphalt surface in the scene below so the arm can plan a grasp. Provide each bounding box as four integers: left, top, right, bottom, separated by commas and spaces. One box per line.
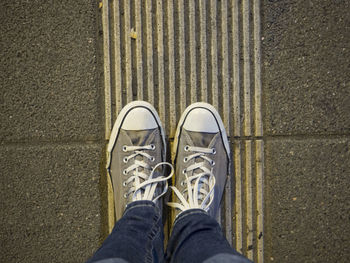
262, 0, 350, 135
0, 0, 104, 262
265, 139, 350, 262
262, 0, 350, 262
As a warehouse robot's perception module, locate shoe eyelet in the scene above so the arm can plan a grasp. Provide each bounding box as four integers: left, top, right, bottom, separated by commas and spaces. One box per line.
122, 145, 127, 152
180, 181, 185, 186
123, 193, 128, 199
123, 169, 128, 175
183, 157, 188, 163
123, 157, 128, 163
182, 169, 187, 175
150, 156, 155, 162
150, 144, 156, 150
212, 148, 216, 154
211, 160, 216, 166
122, 181, 127, 187
184, 145, 190, 152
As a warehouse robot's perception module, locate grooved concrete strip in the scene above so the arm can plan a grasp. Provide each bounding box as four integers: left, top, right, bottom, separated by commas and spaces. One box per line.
102, 1, 264, 261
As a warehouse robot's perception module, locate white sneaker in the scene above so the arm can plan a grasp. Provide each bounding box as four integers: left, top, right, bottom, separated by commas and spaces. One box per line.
107, 101, 173, 220
168, 103, 230, 220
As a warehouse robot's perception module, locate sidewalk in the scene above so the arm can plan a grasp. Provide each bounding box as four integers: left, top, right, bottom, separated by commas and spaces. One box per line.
263, 0, 350, 261
0, 1, 104, 262
1, 0, 349, 262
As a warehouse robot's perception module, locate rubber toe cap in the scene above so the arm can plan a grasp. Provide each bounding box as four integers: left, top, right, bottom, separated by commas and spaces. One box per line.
121, 107, 158, 130
183, 108, 219, 133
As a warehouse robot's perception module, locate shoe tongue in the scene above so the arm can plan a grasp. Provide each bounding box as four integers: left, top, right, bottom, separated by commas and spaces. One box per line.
122, 129, 156, 175
185, 131, 216, 193
186, 130, 216, 148
123, 129, 155, 146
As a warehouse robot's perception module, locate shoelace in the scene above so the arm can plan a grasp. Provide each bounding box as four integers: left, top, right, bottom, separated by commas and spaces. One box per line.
167, 145, 216, 212
122, 144, 174, 202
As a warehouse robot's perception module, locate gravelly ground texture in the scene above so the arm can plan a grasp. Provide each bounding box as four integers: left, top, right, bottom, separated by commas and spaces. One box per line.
0, 0, 105, 262
262, 0, 350, 262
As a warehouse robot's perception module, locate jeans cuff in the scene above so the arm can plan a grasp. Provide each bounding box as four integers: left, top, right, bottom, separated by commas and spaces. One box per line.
123, 200, 160, 216
173, 208, 208, 227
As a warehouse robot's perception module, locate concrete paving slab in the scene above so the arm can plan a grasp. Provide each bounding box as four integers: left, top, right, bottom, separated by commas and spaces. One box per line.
0, 0, 103, 142
262, 0, 350, 135
265, 138, 350, 262
101, 1, 265, 261
0, 144, 103, 263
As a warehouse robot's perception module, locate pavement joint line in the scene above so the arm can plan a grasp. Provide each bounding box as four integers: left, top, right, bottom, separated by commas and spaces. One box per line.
221, 0, 233, 225
146, 0, 154, 105
254, 0, 263, 138
156, 0, 166, 125
124, 0, 132, 103
245, 140, 254, 260
232, 135, 350, 140
225, 175, 233, 246
102, 0, 111, 140
145, 1, 154, 105
210, 0, 219, 109
104, 0, 115, 233
0, 141, 105, 147
253, 1, 264, 262
265, 134, 350, 139
221, 0, 230, 137
234, 141, 243, 253
199, 0, 208, 102
106, 151, 115, 233
232, 136, 264, 140
136, 0, 144, 100
243, 0, 251, 137
232, 0, 241, 138
189, 0, 197, 104
178, 0, 186, 112
166, 137, 265, 142
256, 140, 264, 263
167, 0, 176, 138
113, 0, 122, 115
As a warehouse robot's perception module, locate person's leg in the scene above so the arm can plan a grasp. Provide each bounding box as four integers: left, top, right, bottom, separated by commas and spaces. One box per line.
165, 209, 251, 263
166, 103, 251, 263
87, 101, 173, 263
87, 200, 163, 263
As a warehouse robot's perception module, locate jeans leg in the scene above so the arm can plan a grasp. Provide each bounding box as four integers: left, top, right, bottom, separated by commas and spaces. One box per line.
165, 209, 251, 263
87, 200, 164, 263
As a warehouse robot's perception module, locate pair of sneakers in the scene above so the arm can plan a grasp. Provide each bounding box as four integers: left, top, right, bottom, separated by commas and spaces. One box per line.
107, 101, 230, 221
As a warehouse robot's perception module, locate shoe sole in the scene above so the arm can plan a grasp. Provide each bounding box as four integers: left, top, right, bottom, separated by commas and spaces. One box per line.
172, 102, 230, 163
106, 101, 167, 169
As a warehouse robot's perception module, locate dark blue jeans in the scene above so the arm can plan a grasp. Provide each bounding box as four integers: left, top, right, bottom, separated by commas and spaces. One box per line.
87, 201, 251, 263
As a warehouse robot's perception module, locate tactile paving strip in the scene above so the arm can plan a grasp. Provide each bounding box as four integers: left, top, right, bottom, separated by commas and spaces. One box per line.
101, 0, 264, 261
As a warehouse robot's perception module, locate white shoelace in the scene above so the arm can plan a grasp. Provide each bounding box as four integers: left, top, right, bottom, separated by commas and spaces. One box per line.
167, 145, 216, 212
122, 145, 174, 202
